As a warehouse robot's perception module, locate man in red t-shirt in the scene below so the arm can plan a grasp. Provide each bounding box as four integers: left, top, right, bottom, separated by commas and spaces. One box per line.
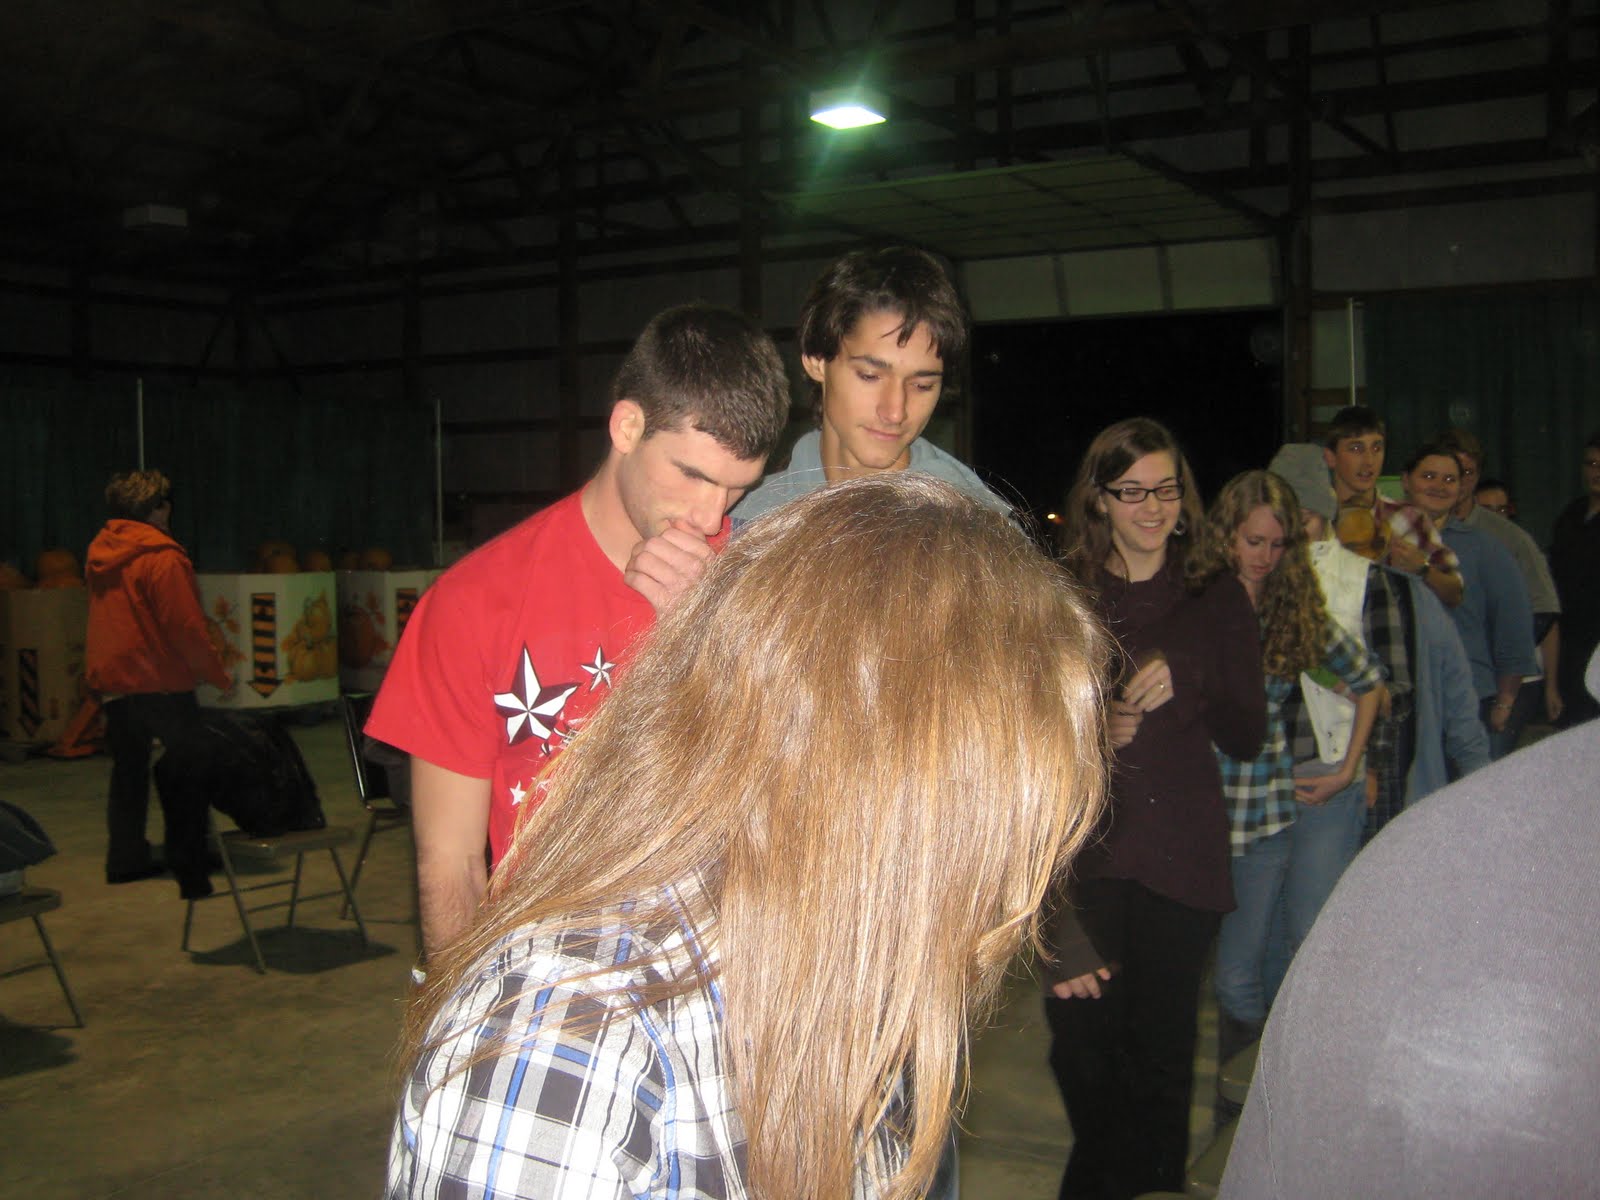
369, 303, 790, 958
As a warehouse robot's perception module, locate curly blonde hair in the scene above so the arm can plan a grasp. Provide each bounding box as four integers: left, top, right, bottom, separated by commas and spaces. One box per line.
1188, 469, 1328, 678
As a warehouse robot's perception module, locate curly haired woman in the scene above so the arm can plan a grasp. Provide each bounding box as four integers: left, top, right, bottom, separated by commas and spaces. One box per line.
1191, 470, 1383, 1107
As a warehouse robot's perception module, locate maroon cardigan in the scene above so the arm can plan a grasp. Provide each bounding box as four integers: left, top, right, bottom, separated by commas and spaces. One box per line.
1045, 560, 1266, 980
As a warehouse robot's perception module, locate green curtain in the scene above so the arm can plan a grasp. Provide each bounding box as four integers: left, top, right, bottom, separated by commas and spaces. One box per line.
1364, 287, 1600, 547
2, 370, 433, 576
1, 374, 140, 577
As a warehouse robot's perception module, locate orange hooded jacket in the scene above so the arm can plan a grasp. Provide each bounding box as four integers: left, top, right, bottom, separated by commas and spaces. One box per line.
84, 519, 229, 695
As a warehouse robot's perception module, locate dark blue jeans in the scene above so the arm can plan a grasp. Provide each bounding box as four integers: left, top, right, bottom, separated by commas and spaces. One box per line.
104, 692, 207, 883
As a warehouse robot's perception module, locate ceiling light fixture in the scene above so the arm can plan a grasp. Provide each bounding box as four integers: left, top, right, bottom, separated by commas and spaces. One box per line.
809, 86, 888, 129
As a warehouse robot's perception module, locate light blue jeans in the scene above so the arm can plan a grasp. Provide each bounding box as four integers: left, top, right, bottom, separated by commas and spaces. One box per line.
1264, 773, 1369, 1006
1217, 774, 1368, 1023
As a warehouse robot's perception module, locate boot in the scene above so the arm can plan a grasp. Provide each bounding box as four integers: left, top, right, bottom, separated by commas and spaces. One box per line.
1214, 1011, 1264, 1129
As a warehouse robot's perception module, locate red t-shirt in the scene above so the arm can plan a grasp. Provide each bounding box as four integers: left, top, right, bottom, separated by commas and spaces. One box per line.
368, 490, 720, 863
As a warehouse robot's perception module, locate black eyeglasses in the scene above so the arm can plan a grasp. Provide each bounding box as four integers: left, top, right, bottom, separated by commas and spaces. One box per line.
1101, 482, 1185, 504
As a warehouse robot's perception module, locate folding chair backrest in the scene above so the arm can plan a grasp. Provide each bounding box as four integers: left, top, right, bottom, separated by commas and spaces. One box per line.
339, 693, 391, 807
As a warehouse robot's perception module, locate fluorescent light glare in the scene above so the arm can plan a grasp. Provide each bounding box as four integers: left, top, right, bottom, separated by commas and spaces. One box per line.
809, 87, 887, 129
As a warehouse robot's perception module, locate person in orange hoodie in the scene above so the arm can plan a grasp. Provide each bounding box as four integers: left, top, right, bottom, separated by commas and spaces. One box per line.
85, 470, 231, 894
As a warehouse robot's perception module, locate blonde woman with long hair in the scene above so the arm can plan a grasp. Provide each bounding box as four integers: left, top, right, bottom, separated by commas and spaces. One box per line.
1190, 469, 1382, 1107
1047, 418, 1266, 1199
388, 474, 1110, 1200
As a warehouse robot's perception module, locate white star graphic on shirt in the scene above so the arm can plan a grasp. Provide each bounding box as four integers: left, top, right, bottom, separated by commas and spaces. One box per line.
508, 780, 529, 808
580, 645, 616, 691
493, 647, 578, 745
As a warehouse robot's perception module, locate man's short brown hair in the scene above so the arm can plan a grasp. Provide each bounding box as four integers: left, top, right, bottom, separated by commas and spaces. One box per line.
1324, 405, 1386, 448
611, 303, 791, 461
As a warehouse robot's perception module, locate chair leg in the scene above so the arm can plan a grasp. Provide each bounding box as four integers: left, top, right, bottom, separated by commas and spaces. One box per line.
328, 848, 369, 948
214, 832, 267, 974
287, 853, 306, 930
182, 898, 196, 951
341, 810, 380, 919
32, 914, 85, 1028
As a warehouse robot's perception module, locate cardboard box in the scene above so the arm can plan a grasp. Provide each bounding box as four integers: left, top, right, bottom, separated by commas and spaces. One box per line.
196, 572, 341, 709
0, 588, 91, 744
336, 570, 441, 693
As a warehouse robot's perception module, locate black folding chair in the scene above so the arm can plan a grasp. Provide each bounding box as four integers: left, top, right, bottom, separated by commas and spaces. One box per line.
339, 693, 411, 917
1, 886, 85, 1026
182, 814, 368, 974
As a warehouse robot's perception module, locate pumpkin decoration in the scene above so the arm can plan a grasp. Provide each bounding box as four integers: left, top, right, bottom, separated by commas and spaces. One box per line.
336, 549, 362, 571
360, 546, 394, 571
205, 595, 245, 673
303, 548, 333, 572
255, 539, 296, 572
36, 547, 82, 584
0, 562, 30, 590
339, 595, 389, 669
282, 593, 338, 682
263, 551, 300, 574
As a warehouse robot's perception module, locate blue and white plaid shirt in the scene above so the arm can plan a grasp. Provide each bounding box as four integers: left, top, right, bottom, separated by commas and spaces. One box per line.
388, 894, 906, 1199
1217, 621, 1381, 856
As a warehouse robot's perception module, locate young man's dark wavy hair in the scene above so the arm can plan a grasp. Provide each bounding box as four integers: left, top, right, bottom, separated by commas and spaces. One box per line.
796, 246, 969, 418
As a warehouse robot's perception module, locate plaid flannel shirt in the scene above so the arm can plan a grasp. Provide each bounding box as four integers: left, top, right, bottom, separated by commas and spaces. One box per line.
1336, 494, 1464, 587
1219, 622, 1381, 856
389, 892, 907, 1199
1374, 494, 1462, 580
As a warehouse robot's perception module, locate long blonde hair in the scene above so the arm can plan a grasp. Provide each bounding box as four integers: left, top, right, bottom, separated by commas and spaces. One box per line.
1189, 469, 1328, 678
402, 473, 1110, 1200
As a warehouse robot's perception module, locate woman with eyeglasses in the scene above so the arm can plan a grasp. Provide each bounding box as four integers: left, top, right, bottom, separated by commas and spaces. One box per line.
1045, 418, 1266, 1200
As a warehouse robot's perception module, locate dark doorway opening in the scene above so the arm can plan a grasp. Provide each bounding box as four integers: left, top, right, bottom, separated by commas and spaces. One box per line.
969, 310, 1284, 539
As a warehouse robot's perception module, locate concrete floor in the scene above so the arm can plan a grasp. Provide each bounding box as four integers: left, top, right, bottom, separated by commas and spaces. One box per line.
0, 714, 1220, 1199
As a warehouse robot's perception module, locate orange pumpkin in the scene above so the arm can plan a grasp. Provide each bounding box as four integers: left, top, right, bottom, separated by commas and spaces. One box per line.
303, 548, 333, 572
0, 563, 28, 590
263, 552, 300, 574
255, 539, 295, 572
337, 549, 362, 571
360, 546, 393, 571
36, 547, 81, 582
